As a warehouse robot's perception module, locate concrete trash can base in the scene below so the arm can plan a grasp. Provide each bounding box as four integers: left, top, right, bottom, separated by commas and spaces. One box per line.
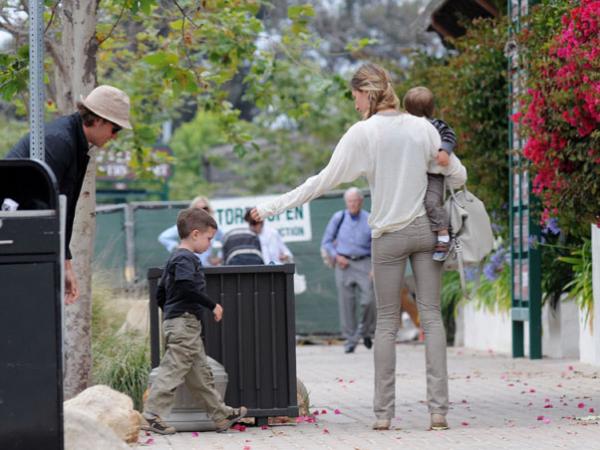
147, 356, 228, 431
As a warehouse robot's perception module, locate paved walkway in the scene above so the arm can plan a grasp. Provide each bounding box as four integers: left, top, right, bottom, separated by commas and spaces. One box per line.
138, 344, 600, 449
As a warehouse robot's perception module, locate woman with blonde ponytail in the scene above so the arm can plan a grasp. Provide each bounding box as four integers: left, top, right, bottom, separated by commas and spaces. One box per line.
251, 63, 467, 431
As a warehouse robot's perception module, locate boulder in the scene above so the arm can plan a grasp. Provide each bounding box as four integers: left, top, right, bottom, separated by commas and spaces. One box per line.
64, 408, 129, 450
64, 385, 142, 444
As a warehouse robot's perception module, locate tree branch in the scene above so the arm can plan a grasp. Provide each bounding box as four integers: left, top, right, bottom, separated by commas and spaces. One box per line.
172, 0, 199, 29
44, 0, 60, 33
97, 4, 125, 47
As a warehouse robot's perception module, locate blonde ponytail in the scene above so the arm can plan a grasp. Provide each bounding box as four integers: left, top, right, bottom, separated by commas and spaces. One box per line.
351, 63, 400, 119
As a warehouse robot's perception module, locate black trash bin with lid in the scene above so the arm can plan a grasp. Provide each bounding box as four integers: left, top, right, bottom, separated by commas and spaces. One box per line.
148, 264, 298, 426
0, 160, 64, 450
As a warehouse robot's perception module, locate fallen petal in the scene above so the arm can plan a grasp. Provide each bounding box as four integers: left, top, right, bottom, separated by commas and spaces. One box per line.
312, 410, 320, 415
191, 431, 199, 437
578, 403, 585, 409
261, 425, 269, 430
544, 405, 553, 409
543, 418, 551, 424
589, 408, 595, 413
323, 428, 330, 434
537, 416, 544, 421
461, 421, 469, 426
145, 438, 154, 445
321, 409, 327, 414
334, 409, 341, 415
529, 388, 536, 393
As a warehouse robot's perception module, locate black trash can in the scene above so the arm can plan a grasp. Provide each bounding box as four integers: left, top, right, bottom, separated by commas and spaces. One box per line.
0, 160, 64, 449
148, 264, 299, 426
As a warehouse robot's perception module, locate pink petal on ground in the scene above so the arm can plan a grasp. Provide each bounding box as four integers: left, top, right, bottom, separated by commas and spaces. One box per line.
568, 365, 574, 371
544, 398, 550, 402
307, 417, 316, 423
321, 409, 328, 414
461, 421, 469, 426
243, 446, 251, 450
578, 403, 585, 409
544, 405, 553, 408
589, 408, 595, 413
145, 438, 154, 445
145, 431, 151, 436
508, 383, 515, 387
462, 399, 468, 404
191, 432, 199, 437
261, 425, 269, 430
557, 384, 563, 388
338, 378, 344, 383
312, 410, 320, 415
296, 416, 305, 423
537, 416, 544, 421
323, 428, 330, 434
527, 402, 533, 407
529, 388, 536, 393
543, 417, 551, 424
334, 409, 341, 415
233, 424, 247, 432
349, 380, 355, 384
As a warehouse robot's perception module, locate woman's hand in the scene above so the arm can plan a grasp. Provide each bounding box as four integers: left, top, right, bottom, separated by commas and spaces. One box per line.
250, 208, 262, 222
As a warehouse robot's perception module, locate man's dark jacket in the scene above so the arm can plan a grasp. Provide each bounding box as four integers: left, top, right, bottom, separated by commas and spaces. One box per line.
7, 113, 90, 259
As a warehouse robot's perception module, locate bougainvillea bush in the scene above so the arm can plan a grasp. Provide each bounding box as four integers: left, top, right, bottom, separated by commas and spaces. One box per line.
516, 0, 600, 235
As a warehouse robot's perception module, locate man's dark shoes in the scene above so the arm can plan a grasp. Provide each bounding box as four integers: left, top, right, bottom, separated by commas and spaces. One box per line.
215, 406, 248, 433
364, 337, 373, 349
141, 415, 176, 435
344, 343, 356, 354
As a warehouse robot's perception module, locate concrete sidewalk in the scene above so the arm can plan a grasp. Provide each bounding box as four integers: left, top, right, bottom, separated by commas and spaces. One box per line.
138, 344, 600, 449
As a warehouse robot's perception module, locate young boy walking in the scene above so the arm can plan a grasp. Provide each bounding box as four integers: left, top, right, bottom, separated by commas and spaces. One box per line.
142, 207, 247, 435
403, 86, 458, 262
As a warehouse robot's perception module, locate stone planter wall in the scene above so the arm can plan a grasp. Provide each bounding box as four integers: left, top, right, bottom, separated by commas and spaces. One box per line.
579, 223, 600, 365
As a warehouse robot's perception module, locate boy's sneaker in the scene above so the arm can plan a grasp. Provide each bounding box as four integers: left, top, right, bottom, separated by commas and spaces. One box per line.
215, 406, 248, 433
432, 240, 451, 262
141, 415, 176, 435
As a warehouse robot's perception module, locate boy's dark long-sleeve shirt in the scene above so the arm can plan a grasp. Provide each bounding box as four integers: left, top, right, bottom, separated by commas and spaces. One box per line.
429, 118, 457, 154
157, 248, 216, 320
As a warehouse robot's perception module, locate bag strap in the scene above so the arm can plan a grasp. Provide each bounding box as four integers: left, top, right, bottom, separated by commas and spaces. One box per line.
453, 237, 484, 300
332, 210, 346, 240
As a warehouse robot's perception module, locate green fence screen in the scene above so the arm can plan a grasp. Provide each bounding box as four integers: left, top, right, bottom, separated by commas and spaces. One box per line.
93, 193, 371, 334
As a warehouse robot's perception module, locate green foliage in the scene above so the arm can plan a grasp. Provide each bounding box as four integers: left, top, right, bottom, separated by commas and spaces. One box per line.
91, 286, 150, 410
559, 239, 594, 325
474, 261, 511, 312
399, 17, 509, 235
0, 46, 28, 102
0, 116, 30, 157
168, 110, 228, 199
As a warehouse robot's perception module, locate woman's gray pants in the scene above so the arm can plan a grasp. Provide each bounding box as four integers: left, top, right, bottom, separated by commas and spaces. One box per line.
371, 215, 448, 419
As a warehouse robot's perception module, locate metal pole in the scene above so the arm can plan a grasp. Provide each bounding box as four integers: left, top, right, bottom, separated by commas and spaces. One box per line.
29, 0, 45, 161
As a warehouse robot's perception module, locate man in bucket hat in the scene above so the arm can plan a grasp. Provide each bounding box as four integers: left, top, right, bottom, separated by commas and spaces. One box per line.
6, 85, 132, 304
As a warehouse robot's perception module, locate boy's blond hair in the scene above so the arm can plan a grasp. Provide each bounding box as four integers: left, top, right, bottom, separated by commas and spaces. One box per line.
403, 86, 435, 118
177, 207, 218, 239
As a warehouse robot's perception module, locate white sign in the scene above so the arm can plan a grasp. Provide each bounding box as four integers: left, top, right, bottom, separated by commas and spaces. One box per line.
211, 195, 312, 243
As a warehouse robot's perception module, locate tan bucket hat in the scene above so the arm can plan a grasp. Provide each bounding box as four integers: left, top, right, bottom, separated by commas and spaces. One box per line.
80, 85, 132, 130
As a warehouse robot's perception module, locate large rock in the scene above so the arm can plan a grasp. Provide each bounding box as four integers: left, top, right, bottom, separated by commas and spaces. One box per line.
117, 300, 149, 336
64, 385, 142, 444
64, 409, 129, 450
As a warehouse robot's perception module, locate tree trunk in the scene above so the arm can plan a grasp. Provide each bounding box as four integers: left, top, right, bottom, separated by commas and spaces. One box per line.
54, 0, 100, 400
